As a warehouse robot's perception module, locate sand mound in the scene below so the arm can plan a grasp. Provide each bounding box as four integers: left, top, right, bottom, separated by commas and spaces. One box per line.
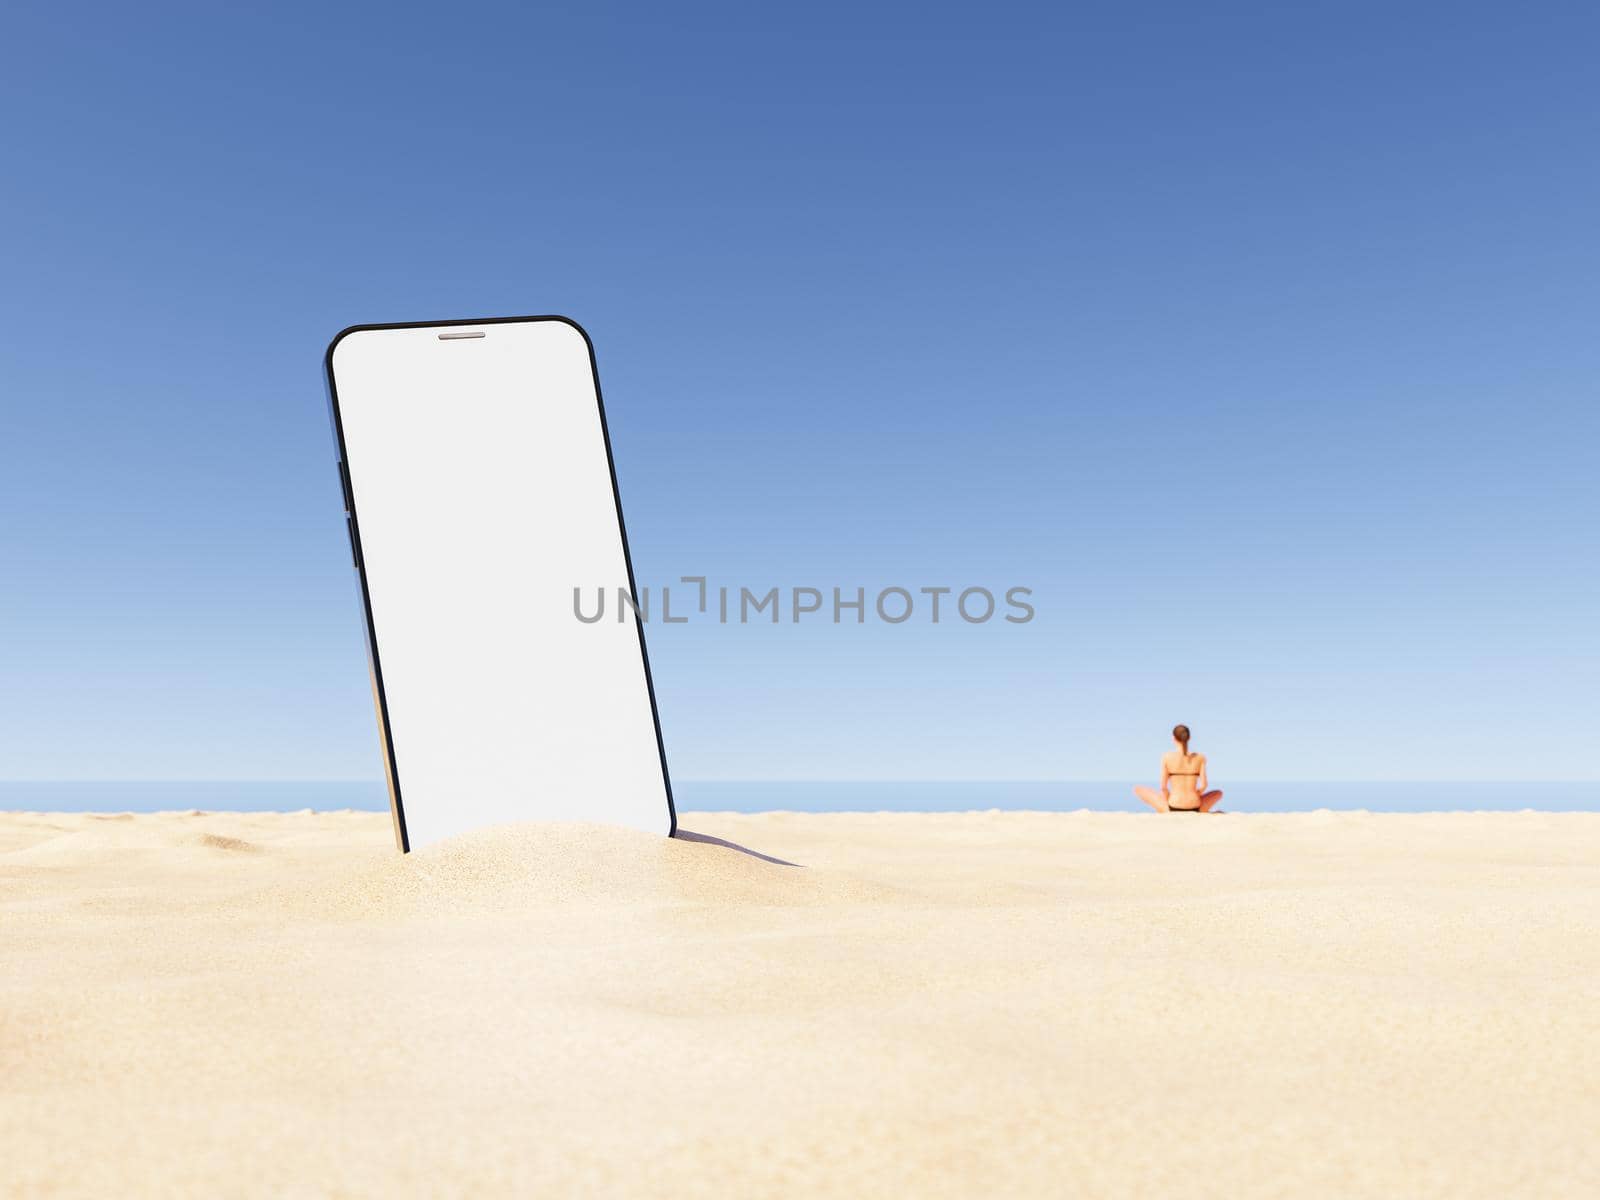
0, 822, 270, 863
298, 822, 895, 919
193, 833, 261, 853
3, 824, 186, 862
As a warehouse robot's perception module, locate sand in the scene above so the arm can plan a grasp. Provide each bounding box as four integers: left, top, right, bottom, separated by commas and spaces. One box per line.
4, 809, 1599, 1198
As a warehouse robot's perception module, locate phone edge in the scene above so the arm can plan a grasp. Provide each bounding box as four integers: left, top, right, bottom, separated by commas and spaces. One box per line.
323, 328, 410, 852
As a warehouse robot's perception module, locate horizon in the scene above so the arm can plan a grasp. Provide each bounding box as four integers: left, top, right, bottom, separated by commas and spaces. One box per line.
6, 779, 1598, 816
4, 775, 1597, 785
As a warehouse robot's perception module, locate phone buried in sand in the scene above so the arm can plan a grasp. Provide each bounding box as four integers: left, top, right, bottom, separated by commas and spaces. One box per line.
324, 317, 675, 850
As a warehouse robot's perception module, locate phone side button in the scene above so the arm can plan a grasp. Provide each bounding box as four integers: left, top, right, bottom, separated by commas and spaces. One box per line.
338, 460, 354, 514
346, 518, 362, 571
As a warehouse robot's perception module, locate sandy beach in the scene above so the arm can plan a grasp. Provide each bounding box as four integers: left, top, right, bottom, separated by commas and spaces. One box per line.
4, 809, 1598, 1198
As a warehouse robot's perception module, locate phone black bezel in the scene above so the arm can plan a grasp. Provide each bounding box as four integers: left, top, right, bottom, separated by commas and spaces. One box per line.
323, 315, 678, 850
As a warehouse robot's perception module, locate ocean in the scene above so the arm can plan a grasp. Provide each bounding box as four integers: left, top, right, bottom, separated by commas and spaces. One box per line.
1, 780, 1596, 813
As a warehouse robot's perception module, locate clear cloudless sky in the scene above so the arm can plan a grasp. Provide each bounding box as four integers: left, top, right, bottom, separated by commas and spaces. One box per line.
2, 1, 1596, 784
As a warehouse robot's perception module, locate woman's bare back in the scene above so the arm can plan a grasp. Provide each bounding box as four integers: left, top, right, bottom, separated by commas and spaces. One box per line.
1162, 751, 1205, 809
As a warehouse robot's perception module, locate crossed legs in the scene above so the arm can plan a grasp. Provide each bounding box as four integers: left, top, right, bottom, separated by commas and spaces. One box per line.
1134, 786, 1225, 813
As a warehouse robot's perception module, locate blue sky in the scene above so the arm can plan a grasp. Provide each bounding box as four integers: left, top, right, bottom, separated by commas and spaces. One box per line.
2, 2, 1596, 784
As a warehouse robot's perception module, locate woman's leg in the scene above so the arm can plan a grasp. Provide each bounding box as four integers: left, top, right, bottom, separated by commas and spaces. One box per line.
1198, 789, 1224, 812
1133, 786, 1169, 812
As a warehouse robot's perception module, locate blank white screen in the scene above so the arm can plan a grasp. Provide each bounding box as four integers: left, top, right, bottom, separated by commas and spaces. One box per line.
330, 319, 672, 849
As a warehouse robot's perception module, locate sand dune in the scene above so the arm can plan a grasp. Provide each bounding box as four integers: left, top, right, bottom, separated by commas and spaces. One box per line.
4, 809, 1599, 1197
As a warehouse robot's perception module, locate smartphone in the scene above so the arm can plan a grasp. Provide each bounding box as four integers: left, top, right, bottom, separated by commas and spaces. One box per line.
324, 316, 675, 850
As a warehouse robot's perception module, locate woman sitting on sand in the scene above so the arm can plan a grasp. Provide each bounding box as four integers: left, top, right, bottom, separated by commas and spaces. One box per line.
1134, 725, 1223, 813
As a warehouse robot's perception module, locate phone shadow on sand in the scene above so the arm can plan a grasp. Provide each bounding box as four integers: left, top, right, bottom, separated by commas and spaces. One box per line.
672, 828, 802, 868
